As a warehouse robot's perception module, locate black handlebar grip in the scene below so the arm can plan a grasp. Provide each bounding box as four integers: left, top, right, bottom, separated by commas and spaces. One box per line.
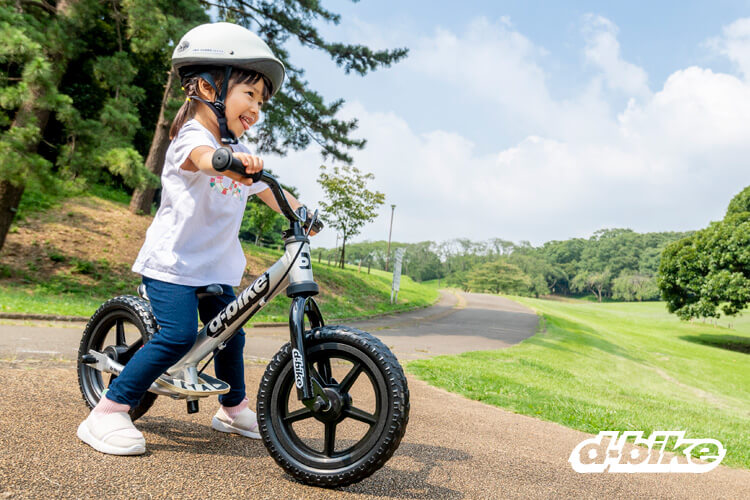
211, 147, 263, 183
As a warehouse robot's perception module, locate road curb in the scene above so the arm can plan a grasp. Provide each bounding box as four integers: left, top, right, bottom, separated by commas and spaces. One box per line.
0, 313, 89, 322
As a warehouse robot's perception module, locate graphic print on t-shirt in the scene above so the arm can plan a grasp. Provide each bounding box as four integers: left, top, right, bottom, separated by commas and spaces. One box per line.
209, 175, 243, 199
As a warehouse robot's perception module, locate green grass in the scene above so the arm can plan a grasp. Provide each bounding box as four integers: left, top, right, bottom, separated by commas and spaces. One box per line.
0, 242, 438, 322
407, 298, 750, 468
0, 286, 104, 317
234, 244, 439, 322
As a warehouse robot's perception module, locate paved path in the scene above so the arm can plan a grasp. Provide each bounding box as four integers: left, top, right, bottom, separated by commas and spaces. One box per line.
0, 290, 539, 362
0, 292, 748, 499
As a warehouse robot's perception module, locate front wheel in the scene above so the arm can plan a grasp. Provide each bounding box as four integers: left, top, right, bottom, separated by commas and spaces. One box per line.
257, 326, 409, 487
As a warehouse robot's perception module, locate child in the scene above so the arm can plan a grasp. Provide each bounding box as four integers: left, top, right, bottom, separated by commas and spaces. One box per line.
77, 22, 305, 456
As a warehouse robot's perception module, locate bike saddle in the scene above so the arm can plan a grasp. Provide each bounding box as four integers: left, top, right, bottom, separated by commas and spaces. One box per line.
196, 284, 224, 300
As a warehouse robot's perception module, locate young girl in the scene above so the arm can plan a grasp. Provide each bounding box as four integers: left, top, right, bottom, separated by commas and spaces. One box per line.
77, 22, 306, 456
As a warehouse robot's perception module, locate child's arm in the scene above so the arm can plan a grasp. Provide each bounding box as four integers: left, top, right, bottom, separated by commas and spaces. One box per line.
256, 187, 302, 213
256, 188, 319, 236
183, 146, 261, 186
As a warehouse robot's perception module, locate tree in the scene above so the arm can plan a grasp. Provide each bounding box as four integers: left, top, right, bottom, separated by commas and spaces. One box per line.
127, 0, 207, 214
508, 253, 558, 297
238, 174, 298, 245
571, 270, 612, 302
726, 185, 750, 217
466, 260, 531, 295
403, 242, 443, 282
659, 211, 750, 320
128, 0, 408, 214
612, 274, 659, 302
317, 164, 384, 268
0, 0, 81, 250
0, 0, 203, 249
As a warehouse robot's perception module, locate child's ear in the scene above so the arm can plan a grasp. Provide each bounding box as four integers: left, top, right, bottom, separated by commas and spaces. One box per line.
197, 78, 216, 101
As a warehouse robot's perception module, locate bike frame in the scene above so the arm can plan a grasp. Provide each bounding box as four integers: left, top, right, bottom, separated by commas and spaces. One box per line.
168, 233, 324, 403
87, 169, 329, 410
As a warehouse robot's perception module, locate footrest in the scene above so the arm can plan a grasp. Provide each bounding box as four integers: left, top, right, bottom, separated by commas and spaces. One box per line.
155, 373, 230, 396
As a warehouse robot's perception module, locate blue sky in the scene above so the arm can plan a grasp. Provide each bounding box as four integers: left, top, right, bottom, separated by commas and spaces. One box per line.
256, 1, 750, 248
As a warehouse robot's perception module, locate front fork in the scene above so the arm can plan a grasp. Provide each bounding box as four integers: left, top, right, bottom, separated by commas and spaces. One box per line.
288, 295, 329, 410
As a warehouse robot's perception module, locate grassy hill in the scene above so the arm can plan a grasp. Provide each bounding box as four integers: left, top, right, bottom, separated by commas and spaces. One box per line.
0, 194, 437, 322
408, 298, 750, 468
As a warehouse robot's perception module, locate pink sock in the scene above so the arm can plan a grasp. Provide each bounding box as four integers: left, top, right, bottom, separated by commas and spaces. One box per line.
222, 397, 249, 419
93, 395, 131, 415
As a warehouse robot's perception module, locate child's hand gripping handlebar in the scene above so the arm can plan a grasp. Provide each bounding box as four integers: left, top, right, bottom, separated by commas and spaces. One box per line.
211, 147, 324, 234
211, 147, 264, 182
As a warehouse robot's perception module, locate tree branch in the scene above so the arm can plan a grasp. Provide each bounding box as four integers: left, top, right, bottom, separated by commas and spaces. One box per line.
20, 0, 56, 13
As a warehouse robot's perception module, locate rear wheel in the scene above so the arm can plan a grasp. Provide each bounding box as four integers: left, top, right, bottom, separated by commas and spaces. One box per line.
77, 295, 159, 421
257, 326, 409, 487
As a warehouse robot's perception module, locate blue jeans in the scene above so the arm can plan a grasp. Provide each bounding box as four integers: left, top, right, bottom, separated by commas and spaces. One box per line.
106, 277, 246, 408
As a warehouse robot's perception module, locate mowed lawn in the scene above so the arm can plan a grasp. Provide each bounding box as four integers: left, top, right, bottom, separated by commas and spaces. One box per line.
407, 298, 750, 468
0, 243, 437, 322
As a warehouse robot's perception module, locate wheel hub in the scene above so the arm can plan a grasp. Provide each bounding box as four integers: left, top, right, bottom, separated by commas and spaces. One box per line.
103, 345, 130, 363
313, 387, 348, 422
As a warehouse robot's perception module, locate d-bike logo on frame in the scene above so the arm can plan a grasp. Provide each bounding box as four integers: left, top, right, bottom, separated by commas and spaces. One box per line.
208, 273, 270, 337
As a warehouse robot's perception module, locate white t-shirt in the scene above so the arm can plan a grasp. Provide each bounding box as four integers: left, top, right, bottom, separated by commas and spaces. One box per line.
132, 119, 268, 286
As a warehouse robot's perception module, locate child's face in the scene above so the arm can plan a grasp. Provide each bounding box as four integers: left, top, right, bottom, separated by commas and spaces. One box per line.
224, 78, 266, 137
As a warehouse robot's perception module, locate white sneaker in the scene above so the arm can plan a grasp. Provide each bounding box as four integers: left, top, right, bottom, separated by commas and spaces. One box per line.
212, 406, 261, 439
77, 411, 146, 456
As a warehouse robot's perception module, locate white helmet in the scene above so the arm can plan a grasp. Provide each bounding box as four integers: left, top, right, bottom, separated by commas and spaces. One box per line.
172, 22, 285, 97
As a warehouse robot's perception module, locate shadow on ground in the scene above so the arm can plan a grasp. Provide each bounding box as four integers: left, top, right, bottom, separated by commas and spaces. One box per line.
139, 416, 470, 498
336, 442, 470, 499
680, 334, 750, 354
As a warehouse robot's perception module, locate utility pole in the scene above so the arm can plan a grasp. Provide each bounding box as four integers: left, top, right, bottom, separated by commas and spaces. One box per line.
385, 204, 396, 272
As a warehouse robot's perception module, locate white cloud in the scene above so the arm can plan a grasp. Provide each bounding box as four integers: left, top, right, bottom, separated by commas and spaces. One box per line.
267, 16, 750, 249
706, 17, 750, 79
582, 14, 650, 98
406, 17, 556, 132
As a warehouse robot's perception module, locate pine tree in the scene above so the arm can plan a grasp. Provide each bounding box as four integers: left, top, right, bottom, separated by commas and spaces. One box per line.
0, 0, 205, 248
126, 0, 207, 214
128, 0, 408, 214
0, 0, 81, 250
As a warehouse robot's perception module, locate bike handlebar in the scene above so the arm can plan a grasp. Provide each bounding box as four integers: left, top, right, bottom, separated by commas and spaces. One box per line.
211, 147, 324, 234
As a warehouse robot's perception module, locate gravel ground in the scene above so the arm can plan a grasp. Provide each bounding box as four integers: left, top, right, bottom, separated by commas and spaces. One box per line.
0, 292, 747, 499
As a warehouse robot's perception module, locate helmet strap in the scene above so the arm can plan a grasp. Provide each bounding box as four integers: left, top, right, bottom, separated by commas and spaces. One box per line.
195, 66, 238, 145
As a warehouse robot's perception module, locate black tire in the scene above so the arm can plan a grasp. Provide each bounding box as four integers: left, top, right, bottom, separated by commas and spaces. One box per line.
77, 295, 159, 422
257, 326, 409, 488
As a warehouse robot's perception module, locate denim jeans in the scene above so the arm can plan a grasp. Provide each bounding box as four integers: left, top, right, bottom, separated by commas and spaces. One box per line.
106, 276, 246, 408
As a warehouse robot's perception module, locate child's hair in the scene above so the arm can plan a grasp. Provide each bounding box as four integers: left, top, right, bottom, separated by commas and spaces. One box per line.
170, 67, 273, 139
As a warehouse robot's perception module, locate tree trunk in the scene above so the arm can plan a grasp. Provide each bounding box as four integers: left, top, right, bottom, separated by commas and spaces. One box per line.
0, 181, 24, 250
129, 69, 176, 215
340, 235, 347, 269
0, 96, 53, 252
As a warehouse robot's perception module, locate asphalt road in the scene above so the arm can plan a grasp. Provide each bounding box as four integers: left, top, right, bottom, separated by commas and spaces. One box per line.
0, 291, 748, 499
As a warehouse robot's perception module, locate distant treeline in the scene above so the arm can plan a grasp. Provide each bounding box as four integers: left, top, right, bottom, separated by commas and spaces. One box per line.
314, 229, 691, 301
